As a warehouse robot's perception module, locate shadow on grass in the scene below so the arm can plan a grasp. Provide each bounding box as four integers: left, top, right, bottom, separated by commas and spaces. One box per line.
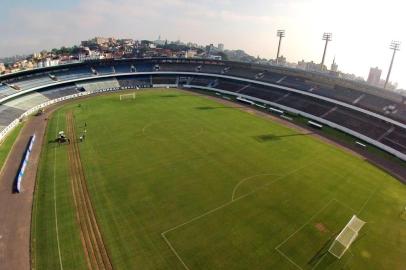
159, 93, 200, 98
160, 94, 179, 98
307, 235, 336, 267
307, 231, 366, 268
195, 106, 243, 110
254, 132, 314, 142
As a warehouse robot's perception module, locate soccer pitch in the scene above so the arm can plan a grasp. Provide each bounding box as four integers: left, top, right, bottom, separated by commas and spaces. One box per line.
32, 88, 406, 270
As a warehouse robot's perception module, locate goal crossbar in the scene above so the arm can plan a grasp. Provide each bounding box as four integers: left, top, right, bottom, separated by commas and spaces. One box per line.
328, 215, 366, 259
120, 93, 136, 100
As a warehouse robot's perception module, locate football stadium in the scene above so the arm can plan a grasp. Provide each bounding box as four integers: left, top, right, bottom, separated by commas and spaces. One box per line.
0, 58, 405, 270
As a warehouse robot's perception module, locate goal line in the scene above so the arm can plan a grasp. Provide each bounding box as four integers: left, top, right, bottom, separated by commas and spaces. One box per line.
328, 215, 366, 259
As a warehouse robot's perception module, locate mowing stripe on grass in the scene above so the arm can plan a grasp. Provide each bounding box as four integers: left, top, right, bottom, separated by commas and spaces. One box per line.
53, 112, 64, 270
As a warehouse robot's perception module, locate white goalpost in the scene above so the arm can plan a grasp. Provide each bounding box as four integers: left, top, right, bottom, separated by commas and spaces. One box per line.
328, 215, 366, 259
120, 93, 136, 100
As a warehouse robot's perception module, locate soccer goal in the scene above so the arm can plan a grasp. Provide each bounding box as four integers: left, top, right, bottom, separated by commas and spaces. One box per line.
120, 93, 136, 100
328, 215, 366, 258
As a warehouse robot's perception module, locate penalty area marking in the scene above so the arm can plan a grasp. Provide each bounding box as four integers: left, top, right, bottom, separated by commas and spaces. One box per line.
231, 173, 283, 201
274, 199, 348, 270
161, 158, 322, 269
161, 233, 191, 270
357, 184, 380, 215
276, 192, 372, 270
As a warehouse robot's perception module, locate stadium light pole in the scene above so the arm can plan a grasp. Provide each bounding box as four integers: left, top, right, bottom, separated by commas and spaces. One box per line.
384, 40, 401, 89
320, 32, 332, 70
276, 30, 285, 64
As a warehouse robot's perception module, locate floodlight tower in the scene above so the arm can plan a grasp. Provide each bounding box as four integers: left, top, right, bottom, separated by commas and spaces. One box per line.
320, 32, 332, 70
276, 30, 285, 64
384, 40, 401, 89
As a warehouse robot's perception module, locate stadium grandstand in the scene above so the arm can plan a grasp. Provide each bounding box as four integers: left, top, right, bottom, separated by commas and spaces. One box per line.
0, 58, 405, 160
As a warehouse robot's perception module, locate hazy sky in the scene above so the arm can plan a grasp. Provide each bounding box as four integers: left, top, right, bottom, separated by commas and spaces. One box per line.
0, 0, 404, 88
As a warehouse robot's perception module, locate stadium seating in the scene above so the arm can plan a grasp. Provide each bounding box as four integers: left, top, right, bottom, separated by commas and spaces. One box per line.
214, 79, 249, 92
277, 93, 332, 117
381, 128, 406, 154
310, 85, 361, 104
323, 107, 391, 140
226, 66, 261, 79
52, 66, 93, 81
0, 105, 25, 127
356, 94, 398, 114
152, 75, 177, 85
5, 92, 50, 111
238, 85, 286, 101
113, 63, 132, 73
0, 58, 405, 160
4, 74, 54, 91
188, 76, 215, 87
159, 63, 196, 72
76, 78, 120, 92
38, 85, 80, 100
201, 64, 226, 74
93, 65, 115, 75
133, 63, 154, 72
259, 72, 285, 84
117, 76, 151, 88
278, 76, 311, 91
0, 84, 19, 99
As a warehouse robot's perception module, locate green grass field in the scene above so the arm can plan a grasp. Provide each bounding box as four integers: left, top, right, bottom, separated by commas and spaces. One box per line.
0, 123, 23, 174
32, 88, 406, 270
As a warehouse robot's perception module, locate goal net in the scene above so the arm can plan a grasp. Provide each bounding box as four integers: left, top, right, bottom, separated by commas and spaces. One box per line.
120, 93, 136, 100
328, 215, 366, 259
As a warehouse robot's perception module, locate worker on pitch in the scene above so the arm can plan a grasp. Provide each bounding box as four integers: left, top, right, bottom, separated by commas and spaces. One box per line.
79, 130, 86, 142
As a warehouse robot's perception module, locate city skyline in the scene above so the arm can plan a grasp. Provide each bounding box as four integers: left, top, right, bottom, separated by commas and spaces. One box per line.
0, 0, 404, 88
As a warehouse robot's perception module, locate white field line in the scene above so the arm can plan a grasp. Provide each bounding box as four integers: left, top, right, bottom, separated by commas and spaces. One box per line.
310, 253, 327, 270
275, 248, 303, 270
161, 159, 321, 269
311, 249, 353, 270
357, 184, 380, 215
275, 199, 335, 250
310, 187, 379, 269
161, 233, 191, 270
341, 250, 354, 269
313, 250, 354, 270
231, 173, 283, 201
304, 190, 369, 270
333, 198, 358, 213
53, 112, 64, 270
162, 159, 319, 236
142, 122, 153, 134
274, 199, 335, 270
275, 198, 360, 270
